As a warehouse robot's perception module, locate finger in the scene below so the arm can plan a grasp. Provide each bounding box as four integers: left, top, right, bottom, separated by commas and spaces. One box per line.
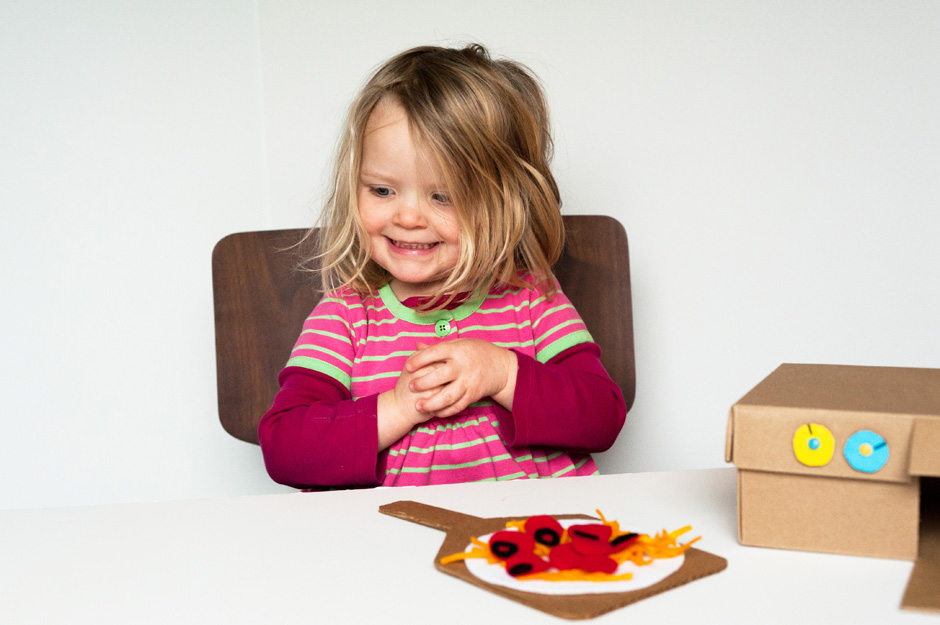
417, 384, 468, 415
409, 364, 454, 392
415, 386, 452, 414
427, 394, 471, 418
406, 361, 440, 378
407, 360, 448, 385
406, 344, 446, 372
411, 385, 444, 414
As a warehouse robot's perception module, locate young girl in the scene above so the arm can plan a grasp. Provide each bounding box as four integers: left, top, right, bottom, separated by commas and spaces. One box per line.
259, 44, 626, 489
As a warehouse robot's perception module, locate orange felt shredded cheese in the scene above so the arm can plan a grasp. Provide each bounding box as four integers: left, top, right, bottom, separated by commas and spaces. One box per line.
439, 510, 699, 582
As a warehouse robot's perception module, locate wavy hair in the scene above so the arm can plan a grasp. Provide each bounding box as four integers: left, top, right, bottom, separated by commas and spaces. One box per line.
302, 44, 564, 308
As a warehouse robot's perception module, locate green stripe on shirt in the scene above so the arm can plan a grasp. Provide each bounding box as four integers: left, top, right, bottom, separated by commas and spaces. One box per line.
459, 320, 531, 334
534, 319, 585, 346
532, 303, 577, 329
536, 329, 594, 363
413, 415, 499, 435
363, 331, 438, 344
351, 370, 400, 384
284, 357, 351, 389
290, 343, 353, 368
388, 453, 514, 474
387, 433, 503, 456
298, 328, 351, 344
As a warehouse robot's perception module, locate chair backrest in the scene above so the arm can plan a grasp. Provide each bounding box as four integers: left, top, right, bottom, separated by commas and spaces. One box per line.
212, 215, 635, 444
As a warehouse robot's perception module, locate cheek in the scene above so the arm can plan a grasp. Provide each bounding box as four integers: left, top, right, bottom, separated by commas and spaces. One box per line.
437, 212, 462, 245
356, 200, 381, 236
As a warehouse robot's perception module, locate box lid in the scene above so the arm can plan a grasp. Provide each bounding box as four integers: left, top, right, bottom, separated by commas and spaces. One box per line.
726, 364, 940, 482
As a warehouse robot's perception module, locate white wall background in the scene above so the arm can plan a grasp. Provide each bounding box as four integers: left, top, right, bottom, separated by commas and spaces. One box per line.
2, 0, 938, 510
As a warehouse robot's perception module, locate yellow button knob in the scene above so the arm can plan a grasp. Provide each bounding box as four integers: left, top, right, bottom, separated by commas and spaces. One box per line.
792, 423, 835, 467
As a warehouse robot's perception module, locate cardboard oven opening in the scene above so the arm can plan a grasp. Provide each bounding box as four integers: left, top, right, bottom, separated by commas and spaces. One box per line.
921, 477, 940, 551
902, 476, 940, 612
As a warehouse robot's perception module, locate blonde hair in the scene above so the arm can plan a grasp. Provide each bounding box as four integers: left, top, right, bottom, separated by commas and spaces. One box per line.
304, 44, 564, 308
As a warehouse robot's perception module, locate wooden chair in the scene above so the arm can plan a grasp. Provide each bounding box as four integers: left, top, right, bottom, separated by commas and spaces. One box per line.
212, 215, 635, 444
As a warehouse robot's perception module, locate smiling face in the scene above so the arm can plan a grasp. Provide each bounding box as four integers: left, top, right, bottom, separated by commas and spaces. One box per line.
357, 98, 461, 301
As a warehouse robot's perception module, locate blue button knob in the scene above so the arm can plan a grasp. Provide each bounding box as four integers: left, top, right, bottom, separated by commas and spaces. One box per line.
844, 430, 889, 473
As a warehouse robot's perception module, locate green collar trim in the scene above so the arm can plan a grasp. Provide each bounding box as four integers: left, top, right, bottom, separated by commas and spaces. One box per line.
378, 283, 486, 324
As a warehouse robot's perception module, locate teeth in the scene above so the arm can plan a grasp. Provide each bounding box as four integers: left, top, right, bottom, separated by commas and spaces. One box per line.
394, 240, 435, 250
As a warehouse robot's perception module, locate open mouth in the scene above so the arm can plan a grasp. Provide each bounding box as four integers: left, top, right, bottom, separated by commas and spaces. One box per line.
389, 238, 439, 250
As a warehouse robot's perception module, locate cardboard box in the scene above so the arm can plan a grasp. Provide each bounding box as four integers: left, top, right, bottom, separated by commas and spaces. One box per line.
725, 363, 940, 612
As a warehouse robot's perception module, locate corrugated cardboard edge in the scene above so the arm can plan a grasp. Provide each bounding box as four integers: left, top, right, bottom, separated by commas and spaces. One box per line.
724, 405, 736, 464
910, 418, 940, 477
726, 405, 744, 543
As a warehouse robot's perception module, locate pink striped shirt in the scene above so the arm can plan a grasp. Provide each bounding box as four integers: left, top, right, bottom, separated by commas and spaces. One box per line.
285, 278, 600, 486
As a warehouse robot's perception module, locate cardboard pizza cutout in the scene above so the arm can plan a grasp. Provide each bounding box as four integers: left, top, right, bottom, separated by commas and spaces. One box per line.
379, 500, 727, 620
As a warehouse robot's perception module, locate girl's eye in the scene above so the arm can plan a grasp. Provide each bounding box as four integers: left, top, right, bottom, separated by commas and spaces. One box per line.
432, 192, 451, 205
372, 186, 392, 198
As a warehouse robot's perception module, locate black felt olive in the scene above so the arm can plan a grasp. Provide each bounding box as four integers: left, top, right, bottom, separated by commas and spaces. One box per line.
524, 515, 565, 547
488, 530, 535, 560
569, 524, 614, 555
609, 532, 639, 553
504, 552, 550, 577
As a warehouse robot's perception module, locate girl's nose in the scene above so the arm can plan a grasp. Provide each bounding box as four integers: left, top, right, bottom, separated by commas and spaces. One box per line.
394, 194, 426, 228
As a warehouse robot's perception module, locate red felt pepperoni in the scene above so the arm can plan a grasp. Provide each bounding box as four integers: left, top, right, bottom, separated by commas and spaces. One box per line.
609, 531, 639, 553
576, 553, 619, 575
569, 524, 615, 555
523, 515, 564, 547
547, 543, 579, 570
488, 530, 535, 560
547, 543, 618, 574
504, 551, 551, 577
569, 524, 613, 542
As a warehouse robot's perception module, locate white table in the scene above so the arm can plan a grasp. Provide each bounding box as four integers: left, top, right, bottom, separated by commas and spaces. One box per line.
0, 468, 933, 624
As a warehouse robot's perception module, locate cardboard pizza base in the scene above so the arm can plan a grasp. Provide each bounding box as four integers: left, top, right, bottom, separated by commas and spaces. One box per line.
379, 500, 727, 620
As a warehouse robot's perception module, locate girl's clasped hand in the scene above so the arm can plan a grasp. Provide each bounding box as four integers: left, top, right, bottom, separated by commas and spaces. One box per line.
380, 338, 518, 443
405, 339, 518, 418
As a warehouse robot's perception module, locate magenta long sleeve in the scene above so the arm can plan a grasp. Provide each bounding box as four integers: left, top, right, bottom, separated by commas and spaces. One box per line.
498, 342, 626, 452
258, 370, 381, 488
